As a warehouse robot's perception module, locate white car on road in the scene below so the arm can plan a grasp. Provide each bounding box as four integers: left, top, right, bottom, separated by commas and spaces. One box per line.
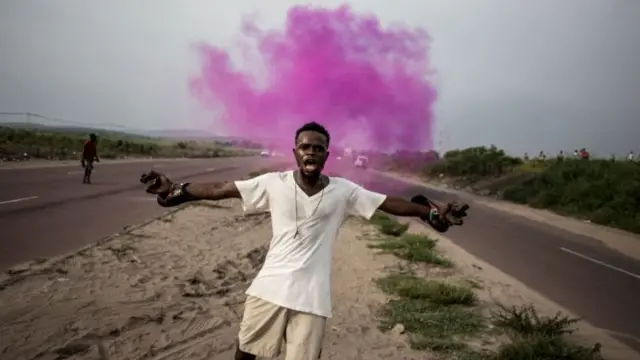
354, 155, 369, 169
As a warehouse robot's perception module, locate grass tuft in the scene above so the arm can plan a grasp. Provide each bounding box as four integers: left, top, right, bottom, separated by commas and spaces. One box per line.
368, 233, 453, 267
369, 212, 410, 236
376, 274, 477, 306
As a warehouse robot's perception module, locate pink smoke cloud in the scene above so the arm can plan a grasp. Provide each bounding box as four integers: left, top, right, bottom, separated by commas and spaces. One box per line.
190, 4, 437, 152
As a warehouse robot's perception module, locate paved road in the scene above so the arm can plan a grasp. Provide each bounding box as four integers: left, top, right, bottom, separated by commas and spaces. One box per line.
341, 167, 640, 353
0, 157, 289, 268
2, 161, 639, 353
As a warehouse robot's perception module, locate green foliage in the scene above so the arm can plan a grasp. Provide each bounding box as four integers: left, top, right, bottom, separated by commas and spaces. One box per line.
382, 143, 639, 235
503, 159, 640, 233
369, 212, 410, 236
424, 146, 523, 180
0, 126, 255, 161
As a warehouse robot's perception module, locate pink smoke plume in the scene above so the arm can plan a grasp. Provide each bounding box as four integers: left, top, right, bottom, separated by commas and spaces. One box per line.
189, 4, 437, 151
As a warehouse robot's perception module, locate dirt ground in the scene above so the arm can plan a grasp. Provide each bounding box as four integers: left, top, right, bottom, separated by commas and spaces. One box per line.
0, 199, 637, 360
0, 201, 423, 360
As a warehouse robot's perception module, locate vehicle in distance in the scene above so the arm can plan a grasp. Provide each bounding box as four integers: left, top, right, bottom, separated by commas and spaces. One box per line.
260, 150, 270, 157
354, 155, 369, 169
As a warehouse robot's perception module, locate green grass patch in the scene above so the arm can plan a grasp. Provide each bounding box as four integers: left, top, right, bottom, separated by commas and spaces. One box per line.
376, 274, 477, 306
376, 273, 484, 354
376, 277, 605, 359
368, 233, 453, 267
369, 211, 410, 236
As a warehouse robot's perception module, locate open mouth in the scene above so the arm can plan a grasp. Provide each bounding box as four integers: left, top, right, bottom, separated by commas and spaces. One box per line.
303, 158, 319, 172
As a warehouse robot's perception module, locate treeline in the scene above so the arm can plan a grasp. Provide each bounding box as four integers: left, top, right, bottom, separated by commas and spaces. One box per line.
0, 126, 255, 161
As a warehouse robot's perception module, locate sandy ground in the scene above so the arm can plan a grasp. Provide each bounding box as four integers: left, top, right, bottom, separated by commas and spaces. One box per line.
375, 170, 640, 262
0, 201, 422, 360
1, 199, 637, 360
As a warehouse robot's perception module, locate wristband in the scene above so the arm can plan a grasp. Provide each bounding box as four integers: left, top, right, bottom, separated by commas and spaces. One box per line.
158, 182, 195, 207
428, 208, 439, 222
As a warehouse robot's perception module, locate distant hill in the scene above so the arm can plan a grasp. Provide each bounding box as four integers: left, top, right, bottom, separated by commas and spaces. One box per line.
143, 129, 227, 140
0, 122, 152, 140
0, 122, 266, 148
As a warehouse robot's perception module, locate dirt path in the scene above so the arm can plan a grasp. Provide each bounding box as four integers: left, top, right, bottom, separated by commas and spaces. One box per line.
1, 199, 636, 359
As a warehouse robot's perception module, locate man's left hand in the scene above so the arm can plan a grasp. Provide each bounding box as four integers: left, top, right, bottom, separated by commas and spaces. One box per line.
444, 202, 469, 226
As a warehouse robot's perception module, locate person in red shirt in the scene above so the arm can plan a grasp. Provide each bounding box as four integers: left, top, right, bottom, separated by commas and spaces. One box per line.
81, 133, 100, 184
579, 148, 590, 160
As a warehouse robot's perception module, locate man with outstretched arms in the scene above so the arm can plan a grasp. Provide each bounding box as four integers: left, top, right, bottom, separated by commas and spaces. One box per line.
140, 122, 468, 360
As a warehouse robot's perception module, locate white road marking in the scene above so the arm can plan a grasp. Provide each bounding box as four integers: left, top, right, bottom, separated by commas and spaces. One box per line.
0, 195, 38, 205
206, 167, 216, 171
68, 170, 96, 175
560, 247, 640, 280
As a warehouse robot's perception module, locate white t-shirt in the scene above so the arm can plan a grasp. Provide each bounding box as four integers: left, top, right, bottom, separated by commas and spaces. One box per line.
234, 170, 387, 318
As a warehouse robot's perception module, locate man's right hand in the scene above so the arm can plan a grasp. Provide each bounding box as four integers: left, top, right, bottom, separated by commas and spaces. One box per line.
140, 170, 174, 197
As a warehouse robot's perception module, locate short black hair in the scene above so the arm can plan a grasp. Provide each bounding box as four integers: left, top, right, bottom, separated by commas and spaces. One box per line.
89, 133, 97, 140
295, 122, 330, 145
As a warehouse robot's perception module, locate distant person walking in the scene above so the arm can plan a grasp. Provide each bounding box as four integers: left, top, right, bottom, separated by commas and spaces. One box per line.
573, 149, 579, 158
81, 133, 100, 184
628, 151, 635, 161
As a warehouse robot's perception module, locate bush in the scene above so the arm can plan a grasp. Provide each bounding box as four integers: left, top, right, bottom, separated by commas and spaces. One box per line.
502, 159, 640, 233
424, 146, 523, 180
379, 143, 640, 235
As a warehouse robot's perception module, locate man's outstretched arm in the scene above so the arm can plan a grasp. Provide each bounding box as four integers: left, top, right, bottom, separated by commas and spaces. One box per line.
347, 183, 457, 233
140, 170, 269, 210
378, 196, 451, 232
183, 182, 241, 201
378, 196, 432, 217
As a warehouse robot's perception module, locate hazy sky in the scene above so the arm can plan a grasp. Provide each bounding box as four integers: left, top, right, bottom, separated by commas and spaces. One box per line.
1, 0, 639, 155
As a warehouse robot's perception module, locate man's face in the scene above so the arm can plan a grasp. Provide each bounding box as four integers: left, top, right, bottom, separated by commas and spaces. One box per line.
293, 131, 330, 176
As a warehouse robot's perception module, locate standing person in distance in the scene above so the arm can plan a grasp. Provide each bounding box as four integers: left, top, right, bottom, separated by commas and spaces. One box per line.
140, 122, 468, 360
81, 133, 100, 184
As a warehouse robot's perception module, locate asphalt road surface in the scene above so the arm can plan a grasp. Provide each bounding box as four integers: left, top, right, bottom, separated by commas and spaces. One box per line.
2, 159, 639, 353
0, 156, 287, 269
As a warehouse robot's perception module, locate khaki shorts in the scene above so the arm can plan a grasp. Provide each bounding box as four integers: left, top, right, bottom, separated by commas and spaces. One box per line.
238, 295, 327, 359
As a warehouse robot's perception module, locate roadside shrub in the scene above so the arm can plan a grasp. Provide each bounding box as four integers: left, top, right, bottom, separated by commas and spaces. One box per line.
503, 159, 640, 233
423, 146, 523, 180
